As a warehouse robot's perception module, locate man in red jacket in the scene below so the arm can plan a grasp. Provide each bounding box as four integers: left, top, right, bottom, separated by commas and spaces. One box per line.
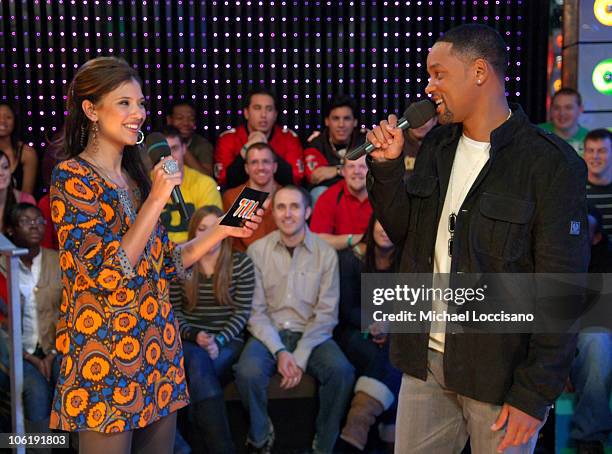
214, 88, 304, 188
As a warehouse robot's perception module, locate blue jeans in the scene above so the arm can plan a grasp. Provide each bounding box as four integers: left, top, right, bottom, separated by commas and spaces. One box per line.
234, 331, 355, 454
335, 326, 402, 424
570, 331, 612, 442
182, 338, 243, 401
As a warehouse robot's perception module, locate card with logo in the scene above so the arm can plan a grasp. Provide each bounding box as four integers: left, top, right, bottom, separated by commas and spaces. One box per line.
220, 187, 269, 227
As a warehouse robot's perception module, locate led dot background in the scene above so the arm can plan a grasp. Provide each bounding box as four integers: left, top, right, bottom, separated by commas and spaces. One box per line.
0, 0, 549, 151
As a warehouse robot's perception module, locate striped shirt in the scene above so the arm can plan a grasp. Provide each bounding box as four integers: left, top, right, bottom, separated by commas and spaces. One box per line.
170, 251, 255, 346
587, 182, 612, 235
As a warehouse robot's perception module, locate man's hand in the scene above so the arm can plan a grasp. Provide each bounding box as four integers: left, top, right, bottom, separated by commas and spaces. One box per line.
41, 353, 56, 381
492, 404, 543, 453
366, 114, 405, 161
24, 353, 49, 381
240, 131, 268, 158
205, 340, 219, 360
310, 166, 338, 185
277, 351, 303, 389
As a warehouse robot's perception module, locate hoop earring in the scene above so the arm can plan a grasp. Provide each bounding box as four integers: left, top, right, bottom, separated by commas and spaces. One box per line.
136, 130, 144, 145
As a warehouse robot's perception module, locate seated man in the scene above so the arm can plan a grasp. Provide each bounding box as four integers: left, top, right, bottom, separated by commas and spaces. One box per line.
303, 95, 366, 197
539, 88, 589, 156
214, 88, 303, 188
234, 185, 355, 454
222, 142, 279, 252
310, 155, 372, 250
402, 110, 438, 175
152, 126, 222, 243
166, 99, 215, 176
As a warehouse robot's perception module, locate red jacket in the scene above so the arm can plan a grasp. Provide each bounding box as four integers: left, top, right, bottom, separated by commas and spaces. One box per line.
214, 124, 304, 186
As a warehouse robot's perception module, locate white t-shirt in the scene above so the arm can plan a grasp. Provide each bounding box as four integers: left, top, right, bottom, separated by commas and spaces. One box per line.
429, 134, 491, 352
20, 252, 42, 354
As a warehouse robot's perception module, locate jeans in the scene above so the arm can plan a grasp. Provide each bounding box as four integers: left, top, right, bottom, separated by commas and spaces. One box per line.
182, 338, 244, 401
335, 326, 402, 424
570, 331, 612, 442
234, 330, 355, 454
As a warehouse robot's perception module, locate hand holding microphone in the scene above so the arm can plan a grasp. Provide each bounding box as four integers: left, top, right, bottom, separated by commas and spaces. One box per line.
346, 98, 436, 162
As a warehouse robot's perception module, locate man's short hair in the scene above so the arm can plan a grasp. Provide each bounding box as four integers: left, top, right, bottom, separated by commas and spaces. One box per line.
245, 142, 278, 162
161, 125, 182, 140
325, 94, 358, 119
585, 128, 612, 145
272, 185, 312, 209
552, 88, 583, 107
243, 88, 277, 110
166, 99, 196, 117
437, 24, 508, 79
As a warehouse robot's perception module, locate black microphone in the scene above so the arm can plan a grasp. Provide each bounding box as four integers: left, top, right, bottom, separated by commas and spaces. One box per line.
345, 98, 437, 160
145, 132, 191, 221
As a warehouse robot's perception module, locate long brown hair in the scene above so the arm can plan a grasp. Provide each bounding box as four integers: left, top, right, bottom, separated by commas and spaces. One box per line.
183, 206, 234, 311
0, 150, 17, 231
52, 57, 150, 198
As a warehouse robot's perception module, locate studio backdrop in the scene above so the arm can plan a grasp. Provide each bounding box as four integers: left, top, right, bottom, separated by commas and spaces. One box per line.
0, 0, 549, 152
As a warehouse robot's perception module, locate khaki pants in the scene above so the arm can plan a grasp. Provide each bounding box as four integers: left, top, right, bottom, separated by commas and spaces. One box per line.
395, 349, 546, 454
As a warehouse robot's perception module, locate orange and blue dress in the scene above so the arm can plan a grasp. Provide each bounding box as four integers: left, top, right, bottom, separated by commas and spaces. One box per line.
48, 158, 190, 432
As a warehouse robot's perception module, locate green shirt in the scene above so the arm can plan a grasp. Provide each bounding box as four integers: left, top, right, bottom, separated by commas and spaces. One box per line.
538, 122, 589, 157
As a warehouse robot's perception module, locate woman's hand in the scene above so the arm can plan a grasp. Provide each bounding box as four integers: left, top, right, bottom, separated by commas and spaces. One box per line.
148, 157, 183, 207
196, 330, 211, 349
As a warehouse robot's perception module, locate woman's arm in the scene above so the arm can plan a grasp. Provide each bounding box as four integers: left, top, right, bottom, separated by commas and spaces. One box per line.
19, 144, 38, 195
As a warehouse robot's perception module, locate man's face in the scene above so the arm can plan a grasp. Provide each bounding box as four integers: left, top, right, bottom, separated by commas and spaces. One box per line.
272, 188, 310, 238
550, 94, 582, 134
325, 106, 357, 144
244, 94, 277, 135
408, 116, 438, 142
425, 42, 477, 125
343, 155, 368, 194
245, 147, 278, 187
584, 137, 612, 178
165, 135, 186, 170
167, 104, 196, 139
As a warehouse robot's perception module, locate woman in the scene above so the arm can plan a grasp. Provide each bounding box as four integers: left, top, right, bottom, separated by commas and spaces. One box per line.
49, 57, 263, 454
0, 203, 62, 444
335, 216, 402, 452
0, 149, 36, 231
0, 102, 39, 195
171, 205, 255, 454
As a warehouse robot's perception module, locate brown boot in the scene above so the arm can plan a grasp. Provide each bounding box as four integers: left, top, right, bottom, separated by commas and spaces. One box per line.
340, 391, 384, 451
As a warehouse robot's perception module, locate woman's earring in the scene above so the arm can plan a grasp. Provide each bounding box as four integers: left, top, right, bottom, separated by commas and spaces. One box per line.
92, 121, 99, 152
136, 130, 144, 145
79, 124, 87, 148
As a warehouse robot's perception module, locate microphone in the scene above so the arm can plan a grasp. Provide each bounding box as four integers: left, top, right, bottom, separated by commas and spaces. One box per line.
345, 98, 437, 160
145, 132, 191, 221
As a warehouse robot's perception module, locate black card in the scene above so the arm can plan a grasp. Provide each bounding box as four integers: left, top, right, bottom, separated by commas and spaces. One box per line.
220, 187, 269, 227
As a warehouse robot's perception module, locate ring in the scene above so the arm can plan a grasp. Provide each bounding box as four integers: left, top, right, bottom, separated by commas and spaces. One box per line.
162, 159, 179, 175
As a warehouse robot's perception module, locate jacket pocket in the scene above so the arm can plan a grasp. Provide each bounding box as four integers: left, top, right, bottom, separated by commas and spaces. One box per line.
405, 175, 438, 232
474, 192, 535, 261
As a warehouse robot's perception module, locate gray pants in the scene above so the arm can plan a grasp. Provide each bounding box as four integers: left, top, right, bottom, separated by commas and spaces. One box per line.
395, 349, 546, 454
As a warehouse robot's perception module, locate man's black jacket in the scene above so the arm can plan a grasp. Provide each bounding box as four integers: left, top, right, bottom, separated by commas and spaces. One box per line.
366, 104, 590, 420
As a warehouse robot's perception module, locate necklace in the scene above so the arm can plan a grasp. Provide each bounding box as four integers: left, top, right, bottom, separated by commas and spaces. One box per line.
80, 153, 128, 189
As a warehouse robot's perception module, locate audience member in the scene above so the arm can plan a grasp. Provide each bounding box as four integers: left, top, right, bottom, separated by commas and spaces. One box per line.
336, 216, 402, 452
166, 100, 215, 177
0, 203, 62, 438
171, 205, 255, 454
151, 126, 222, 243
222, 142, 279, 252
402, 113, 438, 175
569, 205, 612, 454
214, 88, 303, 188
585, 129, 612, 235
303, 95, 366, 198
539, 88, 589, 156
0, 149, 36, 231
0, 102, 39, 195
310, 155, 372, 250
234, 185, 354, 454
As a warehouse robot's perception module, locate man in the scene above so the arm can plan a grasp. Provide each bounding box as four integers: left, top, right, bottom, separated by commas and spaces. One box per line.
214, 88, 303, 188
303, 95, 366, 194
539, 88, 589, 156
222, 142, 280, 252
402, 113, 438, 175
153, 126, 222, 243
366, 24, 589, 453
585, 129, 612, 236
166, 100, 215, 176
234, 185, 354, 454
310, 155, 372, 250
